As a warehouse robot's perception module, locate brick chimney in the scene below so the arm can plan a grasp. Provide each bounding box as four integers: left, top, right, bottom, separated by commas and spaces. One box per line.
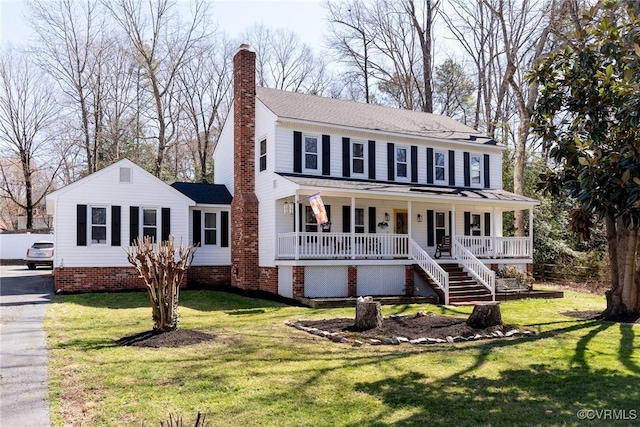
231, 44, 259, 290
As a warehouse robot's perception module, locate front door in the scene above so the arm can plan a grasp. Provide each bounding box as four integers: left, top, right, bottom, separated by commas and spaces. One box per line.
394, 210, 408, 234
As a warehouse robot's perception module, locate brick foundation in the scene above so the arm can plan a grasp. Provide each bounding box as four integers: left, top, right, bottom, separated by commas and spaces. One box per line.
259, 266, 278, 294
405, 265, 415, 296
347, 266, 357, 297
54, 265, 231, 293
292, 266, 305, 298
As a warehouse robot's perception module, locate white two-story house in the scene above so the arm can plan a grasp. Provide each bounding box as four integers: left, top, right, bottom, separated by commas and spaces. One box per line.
215, 45, 538, 304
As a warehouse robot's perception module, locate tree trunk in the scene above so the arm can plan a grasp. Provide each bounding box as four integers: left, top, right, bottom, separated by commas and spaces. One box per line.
355, 298, 383, 330
603, 216, 640, 316
466, 302, 502, 328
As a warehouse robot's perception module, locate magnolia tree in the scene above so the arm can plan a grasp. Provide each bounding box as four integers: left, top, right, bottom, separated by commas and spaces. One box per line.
126, 236, 197, 331
530, 0, 640, 317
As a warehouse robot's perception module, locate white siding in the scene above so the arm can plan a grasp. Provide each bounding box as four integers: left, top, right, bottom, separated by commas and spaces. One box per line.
214, 104, 235, 192
255, 102, 279, 267
278, 266, 293, 298
188, 207, 231, 266
50, 161, 193, 268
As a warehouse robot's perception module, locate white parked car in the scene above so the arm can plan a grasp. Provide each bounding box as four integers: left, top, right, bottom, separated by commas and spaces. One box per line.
25, 241, 54, 270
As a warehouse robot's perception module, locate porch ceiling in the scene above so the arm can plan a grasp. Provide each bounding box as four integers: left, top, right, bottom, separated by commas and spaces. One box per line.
277, 173, 538, 208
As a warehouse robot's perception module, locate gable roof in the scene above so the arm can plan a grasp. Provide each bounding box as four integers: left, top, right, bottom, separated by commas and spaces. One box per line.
46, 159, 194, 205
170, 182, 232, 205
256, 87, 493, 143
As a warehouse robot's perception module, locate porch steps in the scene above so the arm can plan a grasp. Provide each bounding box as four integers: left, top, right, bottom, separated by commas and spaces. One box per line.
415, 263, 493, 304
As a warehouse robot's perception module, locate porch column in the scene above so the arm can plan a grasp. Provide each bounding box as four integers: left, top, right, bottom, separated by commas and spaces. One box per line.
492, 206, 497, 259
351, 197, 356, 260
294, 194, 299, 260
450, 203, 456, 259
408, 200, 413, 238
529, 207, 534, 258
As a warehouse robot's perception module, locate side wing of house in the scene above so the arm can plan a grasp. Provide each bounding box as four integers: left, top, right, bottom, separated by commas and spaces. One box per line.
48, 160, 194, 269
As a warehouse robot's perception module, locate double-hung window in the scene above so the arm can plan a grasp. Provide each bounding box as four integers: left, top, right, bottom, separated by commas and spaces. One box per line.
355, 208, 365, 234
304, 206, 318, 232
204, 212, 217, 244
304, 136, 318, 171
396, 146, 408, 179
352, 141, 365, 175
471, 154, 482, 185
143, 208, 157, 241
259, 139, 267, 172
435, 212, 446, 244
435, 151, 446, 183
91, 207, 107, 244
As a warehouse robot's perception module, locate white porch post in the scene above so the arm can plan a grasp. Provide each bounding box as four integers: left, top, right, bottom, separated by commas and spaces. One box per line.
492, 206, 497, 259
529, 207, 534, 257
351, 197, 356, 260
450, 203, 456, 259
408, 200, 413, 237
294, 194, 299, 260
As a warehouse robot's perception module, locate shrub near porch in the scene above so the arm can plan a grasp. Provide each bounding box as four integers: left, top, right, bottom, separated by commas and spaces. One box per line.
45, 289, 639, 426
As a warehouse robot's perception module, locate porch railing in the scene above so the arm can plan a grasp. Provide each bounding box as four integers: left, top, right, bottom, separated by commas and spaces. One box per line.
409, 239, 450, 304
277, 232, 409, 260
454, 236, 532, 258
452, 237, 495, 298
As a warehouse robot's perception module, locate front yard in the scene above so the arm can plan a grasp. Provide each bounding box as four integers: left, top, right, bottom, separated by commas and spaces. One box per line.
46, 288, 640, 426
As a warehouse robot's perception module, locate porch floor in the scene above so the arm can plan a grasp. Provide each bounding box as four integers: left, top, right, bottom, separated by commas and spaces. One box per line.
296, 289, 563, 309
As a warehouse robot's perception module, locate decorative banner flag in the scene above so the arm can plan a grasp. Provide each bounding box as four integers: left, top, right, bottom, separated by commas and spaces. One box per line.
308, 193, 329, 227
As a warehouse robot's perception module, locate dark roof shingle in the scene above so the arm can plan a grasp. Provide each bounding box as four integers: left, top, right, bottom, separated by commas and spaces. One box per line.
171, 182, 232, 205
256, 87, 494, 143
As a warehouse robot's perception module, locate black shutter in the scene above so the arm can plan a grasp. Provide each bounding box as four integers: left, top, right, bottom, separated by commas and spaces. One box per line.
342, 137, 350, 177
427, 210, 434, 246
322, 135, 331, 176
411, 145, 418, 183
130, 206, 139, 244
484, 154, 490, 188
76, 204, 87, 246
323, 205, 331, 232
342, 206, 351, 233
387, 143, 395, 181
161, 208, 171, 241
464, 211, 471, 236
293, 131, 302, 173
368, 140, 376, 180
193, 210, 202, 246
368, 207, 377, 233
427, 147, 434, 184
221, 211, 229, 247
448, 150, 455, 186
463, 152, 470, 187
111, 206, 121, 246
484, 212, 491, 236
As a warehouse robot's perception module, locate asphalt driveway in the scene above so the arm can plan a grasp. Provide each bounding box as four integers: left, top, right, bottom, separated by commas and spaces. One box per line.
0, 265, 54, 427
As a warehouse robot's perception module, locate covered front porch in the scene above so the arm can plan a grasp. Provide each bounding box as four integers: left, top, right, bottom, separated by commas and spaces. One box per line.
277, 233, 532, 261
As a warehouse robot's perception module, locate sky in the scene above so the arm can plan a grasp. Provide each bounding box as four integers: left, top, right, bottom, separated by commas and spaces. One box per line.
0, 0, 327, 50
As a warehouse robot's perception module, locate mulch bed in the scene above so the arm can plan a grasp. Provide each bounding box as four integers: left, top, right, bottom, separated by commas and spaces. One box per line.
295, 312, 521, 341
116, 329, 216, 348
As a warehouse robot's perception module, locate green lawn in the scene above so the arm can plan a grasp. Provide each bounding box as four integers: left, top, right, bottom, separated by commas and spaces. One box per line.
45, 288, 640, 426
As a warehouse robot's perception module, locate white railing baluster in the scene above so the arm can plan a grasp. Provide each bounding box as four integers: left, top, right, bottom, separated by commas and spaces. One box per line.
409, 239, 449, 304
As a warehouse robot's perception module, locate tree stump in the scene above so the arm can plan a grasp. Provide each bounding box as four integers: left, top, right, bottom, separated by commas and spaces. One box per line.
466, 301, 502, 328
355, 297, 383, 330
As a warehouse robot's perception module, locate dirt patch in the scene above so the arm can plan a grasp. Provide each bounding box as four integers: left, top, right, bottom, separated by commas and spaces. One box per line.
116, 329, 216, 348
295, 312, 524, 342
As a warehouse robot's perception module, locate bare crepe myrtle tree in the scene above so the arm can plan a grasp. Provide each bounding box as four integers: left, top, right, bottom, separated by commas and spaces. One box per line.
125, 236, 197, 332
